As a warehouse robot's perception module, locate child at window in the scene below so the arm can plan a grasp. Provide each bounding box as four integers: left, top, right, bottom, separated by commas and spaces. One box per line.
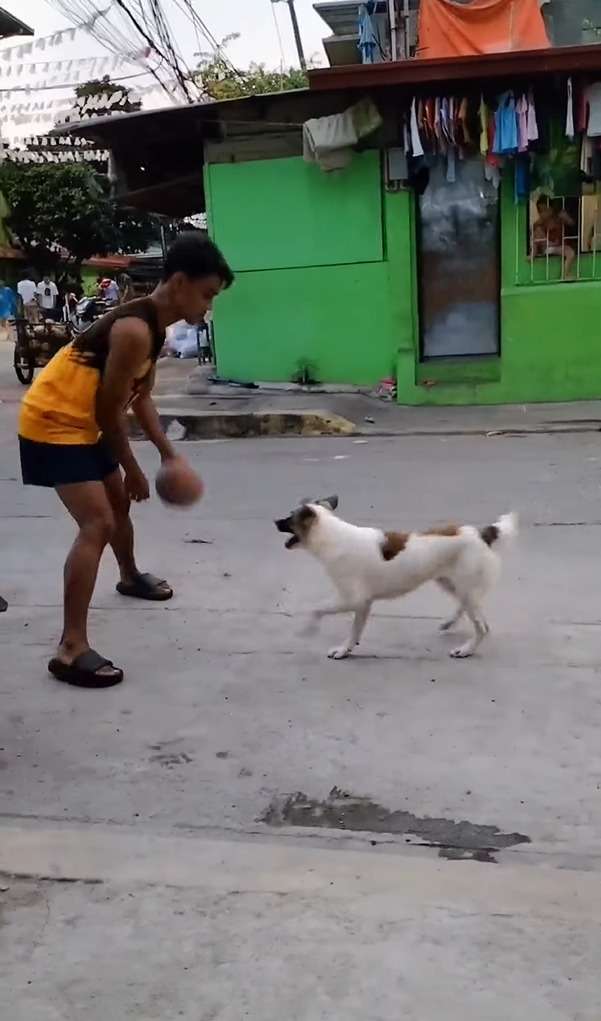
531, 197, 576, 280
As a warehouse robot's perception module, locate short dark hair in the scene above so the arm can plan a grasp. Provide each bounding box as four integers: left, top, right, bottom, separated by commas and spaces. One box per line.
163, 232, 234, 288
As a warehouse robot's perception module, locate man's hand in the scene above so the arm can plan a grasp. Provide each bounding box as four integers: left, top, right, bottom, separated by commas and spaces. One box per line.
124, 462, 150, 502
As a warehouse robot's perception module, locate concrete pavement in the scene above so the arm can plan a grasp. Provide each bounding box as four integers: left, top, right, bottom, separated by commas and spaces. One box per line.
1, 384, 601, 1016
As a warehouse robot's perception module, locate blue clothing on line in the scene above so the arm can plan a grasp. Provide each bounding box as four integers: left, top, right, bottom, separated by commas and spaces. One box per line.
358, 3, 377, 63
493, 91, 518, 155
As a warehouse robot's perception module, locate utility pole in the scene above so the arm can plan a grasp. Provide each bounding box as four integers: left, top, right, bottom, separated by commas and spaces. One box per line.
271, 0, 307, 72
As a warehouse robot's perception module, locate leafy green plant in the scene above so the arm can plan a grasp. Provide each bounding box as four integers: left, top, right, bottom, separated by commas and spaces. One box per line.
191, 33, 309, 101
0, 161, 156, 278
291, 358, 320, 386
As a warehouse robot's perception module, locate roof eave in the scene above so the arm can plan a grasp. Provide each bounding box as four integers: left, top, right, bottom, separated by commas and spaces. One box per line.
0, 7, 33, 39
308, 43, 601, 91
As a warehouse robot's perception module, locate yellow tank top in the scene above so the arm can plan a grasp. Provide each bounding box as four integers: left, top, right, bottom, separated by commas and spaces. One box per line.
18, 297, 164, 445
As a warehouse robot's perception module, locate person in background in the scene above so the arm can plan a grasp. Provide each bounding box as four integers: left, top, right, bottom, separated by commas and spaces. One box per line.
0, 279, 16, 337
36, 274, 59, 320
531, 197, 576, 280
101, 276, 120, 305
118, 272, 134, 304
17, 271, 40, 323
198, 314, 212, 363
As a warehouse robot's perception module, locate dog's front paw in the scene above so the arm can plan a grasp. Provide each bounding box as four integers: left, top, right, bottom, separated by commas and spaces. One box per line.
449, 643, 475, 659
328, 645, 352, 660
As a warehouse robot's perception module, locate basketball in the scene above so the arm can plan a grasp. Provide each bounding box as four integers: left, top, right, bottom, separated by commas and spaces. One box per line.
155, 459, 204, 507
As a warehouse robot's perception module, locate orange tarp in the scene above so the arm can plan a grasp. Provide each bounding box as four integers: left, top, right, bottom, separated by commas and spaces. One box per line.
417, 0, 550, 60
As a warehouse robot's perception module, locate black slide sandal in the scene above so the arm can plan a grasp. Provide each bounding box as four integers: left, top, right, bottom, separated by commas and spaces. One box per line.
48, 649, 124, 688
116, 572, 173, 601
0, 596, 7, 612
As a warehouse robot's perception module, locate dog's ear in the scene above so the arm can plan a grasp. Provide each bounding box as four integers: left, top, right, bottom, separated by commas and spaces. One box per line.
317, 494, 338, 511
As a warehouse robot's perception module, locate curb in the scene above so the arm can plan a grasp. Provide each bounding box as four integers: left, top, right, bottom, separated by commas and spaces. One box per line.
128, 410, 356, 441
358, 423, 601, 438
129, 410, 601, 441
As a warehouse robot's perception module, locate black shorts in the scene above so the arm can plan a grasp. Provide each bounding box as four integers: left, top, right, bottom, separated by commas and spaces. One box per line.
19, 436, 118, 488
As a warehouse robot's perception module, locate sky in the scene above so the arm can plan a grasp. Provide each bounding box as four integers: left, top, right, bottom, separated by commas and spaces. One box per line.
0, 0, 331, 141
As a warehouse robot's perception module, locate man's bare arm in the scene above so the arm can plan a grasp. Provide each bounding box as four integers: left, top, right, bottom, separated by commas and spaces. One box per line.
96, 318, 152, 473
131, 367, 177, 462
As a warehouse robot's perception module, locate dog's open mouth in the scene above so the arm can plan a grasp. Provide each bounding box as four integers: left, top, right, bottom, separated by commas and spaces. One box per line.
275, 516, 299, 550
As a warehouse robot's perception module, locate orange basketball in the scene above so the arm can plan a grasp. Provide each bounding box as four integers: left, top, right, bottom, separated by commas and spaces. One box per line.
155, 459, 204, 507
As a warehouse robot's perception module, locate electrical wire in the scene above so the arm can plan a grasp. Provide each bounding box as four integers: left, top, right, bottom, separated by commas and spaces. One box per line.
0, 67, 157, 95
270, 0, 287, 73
46, 0, 182, 102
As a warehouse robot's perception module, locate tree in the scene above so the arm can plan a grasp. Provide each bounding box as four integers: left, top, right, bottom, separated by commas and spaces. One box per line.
0, 161, 156, 279
192, 33, 308, 101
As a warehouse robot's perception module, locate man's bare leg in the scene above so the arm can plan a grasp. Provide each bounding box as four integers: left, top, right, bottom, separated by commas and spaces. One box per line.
103, 469, 138, 585
104, 469, 172, 598
55, 480, 121, 680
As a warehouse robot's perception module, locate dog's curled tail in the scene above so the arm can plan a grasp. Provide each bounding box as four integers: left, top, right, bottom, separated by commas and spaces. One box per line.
480, 511, 518, 549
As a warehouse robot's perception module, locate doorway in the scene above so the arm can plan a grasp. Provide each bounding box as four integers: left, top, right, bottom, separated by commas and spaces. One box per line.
416, 157, 500, 360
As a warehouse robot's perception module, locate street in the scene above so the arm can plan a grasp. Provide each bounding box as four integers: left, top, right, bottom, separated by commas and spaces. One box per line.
1, 376, 601, 1018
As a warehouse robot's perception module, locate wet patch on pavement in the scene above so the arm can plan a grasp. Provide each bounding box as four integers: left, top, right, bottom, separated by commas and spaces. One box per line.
260, 787, 530, 854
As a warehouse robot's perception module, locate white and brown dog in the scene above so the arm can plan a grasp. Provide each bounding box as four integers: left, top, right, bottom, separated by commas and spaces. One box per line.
275, 497, 517, 660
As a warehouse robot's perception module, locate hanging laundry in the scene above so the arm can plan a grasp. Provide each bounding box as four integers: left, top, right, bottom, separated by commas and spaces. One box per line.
358, 3, 378, 64
479, 95, 489, 155
565, 77, 574, 140
516, 95, 529, 153
302, 99, 382, 173
487, 122, 501, 165
457, 97, 472, 147
492, 92, 518, 156
303, 110, 357, 172
526, 89, 539, 143
402, 117, 411, 157
416, 0, 549, 60
409, 98, 424, 157
581, 136, 594, 178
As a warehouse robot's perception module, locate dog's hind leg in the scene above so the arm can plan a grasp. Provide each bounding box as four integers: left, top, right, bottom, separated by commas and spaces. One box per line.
328, 601, 372, 661
437, 577, 464, 632
440, 605, 464, 632
449, 597, 488, 659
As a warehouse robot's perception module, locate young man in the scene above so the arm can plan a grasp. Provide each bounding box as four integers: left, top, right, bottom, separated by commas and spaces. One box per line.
35, 274, 59, 320
18, 233, 234, 688
17, 271, 39, 323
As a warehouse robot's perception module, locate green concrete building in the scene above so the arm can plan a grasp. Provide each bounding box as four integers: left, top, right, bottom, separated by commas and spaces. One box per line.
67, 43, 601, 406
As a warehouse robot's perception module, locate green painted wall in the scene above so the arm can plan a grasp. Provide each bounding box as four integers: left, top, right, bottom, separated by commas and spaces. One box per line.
397, 170, 601, 406
206, 153, 398, 386
207, 153, 383, 271
207, 151, 601, 404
